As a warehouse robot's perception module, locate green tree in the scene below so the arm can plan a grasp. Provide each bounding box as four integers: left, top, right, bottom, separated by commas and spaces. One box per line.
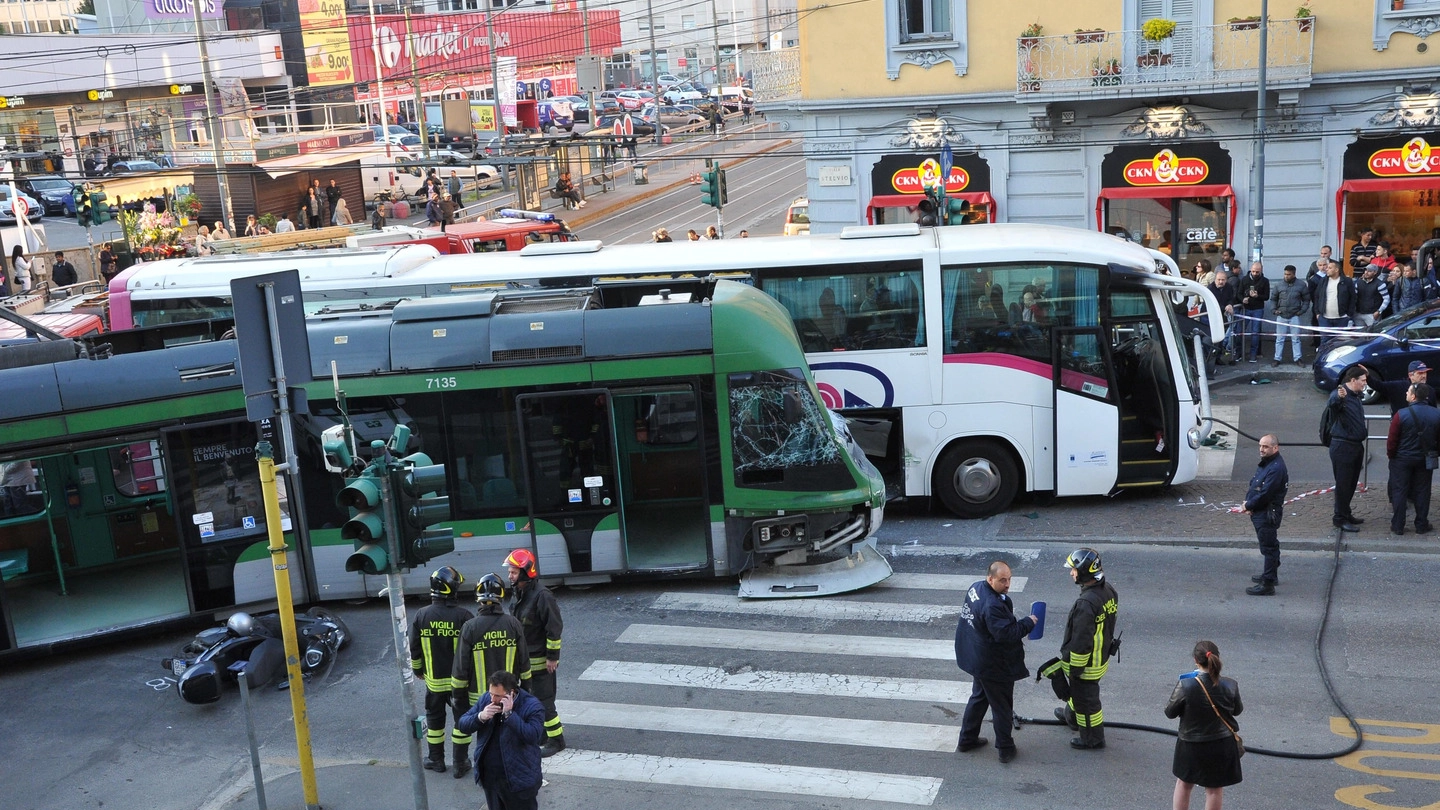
78, 0, 96, 15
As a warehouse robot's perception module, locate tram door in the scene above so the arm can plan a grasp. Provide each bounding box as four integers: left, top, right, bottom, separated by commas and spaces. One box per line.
518, 391, 627, 575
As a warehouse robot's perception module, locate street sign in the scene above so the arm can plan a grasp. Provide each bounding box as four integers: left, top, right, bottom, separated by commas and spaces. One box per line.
539, 77, 552, 93
12, 197, 26, 219
940, 143, 954, 186
618, 114, 635, 137
516, 81, 527, 95
230, 270, 314, 423
576, 54, 604, 93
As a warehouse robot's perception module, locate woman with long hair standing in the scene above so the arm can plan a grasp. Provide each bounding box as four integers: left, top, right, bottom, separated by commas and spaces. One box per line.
1165, 640, 1243, 810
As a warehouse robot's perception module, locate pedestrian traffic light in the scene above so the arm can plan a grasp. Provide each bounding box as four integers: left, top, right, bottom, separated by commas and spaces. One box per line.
76, 192, 92, 226
89, 192, 110, 225
392, 451, 454, 569
700, 166, 723, 209
340, 450, 391, 575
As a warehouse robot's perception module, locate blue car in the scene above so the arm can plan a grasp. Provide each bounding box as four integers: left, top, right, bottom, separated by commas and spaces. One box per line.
1314, 299, 1440, 405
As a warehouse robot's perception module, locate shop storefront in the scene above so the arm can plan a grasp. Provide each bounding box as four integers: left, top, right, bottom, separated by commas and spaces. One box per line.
1097, 142, 1235, 267
866, 152, 995, 225
1339, 132, 1440, 266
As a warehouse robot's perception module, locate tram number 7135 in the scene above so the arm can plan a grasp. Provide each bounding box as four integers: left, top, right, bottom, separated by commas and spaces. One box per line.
426, 376, 459, 389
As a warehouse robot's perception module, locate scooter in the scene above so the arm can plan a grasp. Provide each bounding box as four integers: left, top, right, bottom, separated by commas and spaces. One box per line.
161, 607, 352, 705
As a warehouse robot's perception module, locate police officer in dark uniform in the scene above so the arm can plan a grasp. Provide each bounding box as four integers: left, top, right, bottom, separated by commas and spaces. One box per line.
954, 561, 1038, 763
1328, 366, 1370, 532
409, 566, 474, 776
1049, 548, 1119, 750
505, 548, 566, 757
453, 571, 530, 781
1241, 434, 1289, 595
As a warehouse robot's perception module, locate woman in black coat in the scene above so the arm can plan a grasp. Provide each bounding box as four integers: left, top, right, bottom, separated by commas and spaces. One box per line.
1165, 640, 1243, 810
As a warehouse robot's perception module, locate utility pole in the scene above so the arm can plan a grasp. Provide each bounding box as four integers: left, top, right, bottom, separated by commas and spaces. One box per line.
192, 0, 234, 233
367, 0, 395, 200
645, 0, 662, 145
486, 10, 511, 191
709, 0, 723, 86
404, 6, 432, 162
1251, 0, 1269, 265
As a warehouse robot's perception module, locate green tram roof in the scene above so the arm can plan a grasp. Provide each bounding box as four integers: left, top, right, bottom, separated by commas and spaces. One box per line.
0, 280, 806, 439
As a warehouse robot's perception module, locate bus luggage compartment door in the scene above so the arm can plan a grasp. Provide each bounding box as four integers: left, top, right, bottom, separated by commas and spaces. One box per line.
517, 391, 626, 574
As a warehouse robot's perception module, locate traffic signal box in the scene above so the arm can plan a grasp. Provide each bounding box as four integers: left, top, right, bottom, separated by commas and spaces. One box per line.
76, 194, 92, 227
340, 456, 390, 575
76, 192, 110, 227
916, 190, 971, 226
700, 166, 728, 209
393, 452, 454, 568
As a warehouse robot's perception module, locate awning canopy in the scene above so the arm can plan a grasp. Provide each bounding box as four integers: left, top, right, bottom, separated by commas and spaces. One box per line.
1095, 184, 1237, 243
258, 149, 366, 179
866, 192, 997, 224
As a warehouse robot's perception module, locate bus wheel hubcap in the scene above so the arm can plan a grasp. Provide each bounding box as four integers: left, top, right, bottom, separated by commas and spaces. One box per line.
955, 458, 1000, 503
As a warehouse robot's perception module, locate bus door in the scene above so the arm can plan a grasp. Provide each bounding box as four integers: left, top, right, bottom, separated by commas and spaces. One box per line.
1052, 326, 1121, 496
1106, 310, 1181, 488
0, 442, 187, 650
608, 385, 709, 572
517, 391, 628, 575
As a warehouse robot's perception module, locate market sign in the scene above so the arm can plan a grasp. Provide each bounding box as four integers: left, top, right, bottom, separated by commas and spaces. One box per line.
145, 0, 223, 19
0, 96, 23, 109
870, 152, 991, 196
1100, 142, 1232, 189
1343, 131, 1440, 179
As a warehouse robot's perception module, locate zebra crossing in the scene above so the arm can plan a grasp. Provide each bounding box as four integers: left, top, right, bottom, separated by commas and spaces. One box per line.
545, 558, 1042, 806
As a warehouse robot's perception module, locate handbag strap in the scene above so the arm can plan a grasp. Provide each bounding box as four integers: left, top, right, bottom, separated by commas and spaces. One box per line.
1193, 674, 1239, 738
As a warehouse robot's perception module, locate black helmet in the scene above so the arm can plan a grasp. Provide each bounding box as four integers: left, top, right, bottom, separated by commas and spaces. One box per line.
1064, 548, 1103, 583
430, 566, 465, 600
476, 572, 507, 606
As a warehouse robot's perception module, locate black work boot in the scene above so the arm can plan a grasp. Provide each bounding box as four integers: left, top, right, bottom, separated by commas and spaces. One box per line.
423, 742, 446, 773
1054, 706, 1079, 731
1071, 726, 1106, 750
451, 743, 470, 779
539, 734, 566, 758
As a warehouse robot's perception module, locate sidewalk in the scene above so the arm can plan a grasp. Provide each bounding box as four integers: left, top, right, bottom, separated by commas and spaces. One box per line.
454, 121, 792, 234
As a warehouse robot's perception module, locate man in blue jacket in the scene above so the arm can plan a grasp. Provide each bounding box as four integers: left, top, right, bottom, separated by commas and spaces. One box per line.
955, 561, 1038, 763
457, 670, 545, 810
1240, 434, 1288, 595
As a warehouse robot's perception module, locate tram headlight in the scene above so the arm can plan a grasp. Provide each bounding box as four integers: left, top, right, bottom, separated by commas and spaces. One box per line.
1187, 427, 1202, 450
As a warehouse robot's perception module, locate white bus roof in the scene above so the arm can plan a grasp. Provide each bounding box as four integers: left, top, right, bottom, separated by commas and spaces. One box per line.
125, 244, 442, 298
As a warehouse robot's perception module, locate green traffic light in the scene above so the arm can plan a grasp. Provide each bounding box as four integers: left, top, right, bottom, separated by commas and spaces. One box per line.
345, 543, 389, 575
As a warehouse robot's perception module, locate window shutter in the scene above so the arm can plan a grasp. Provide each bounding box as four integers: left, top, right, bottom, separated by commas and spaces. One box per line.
1169, 0, 1195, 65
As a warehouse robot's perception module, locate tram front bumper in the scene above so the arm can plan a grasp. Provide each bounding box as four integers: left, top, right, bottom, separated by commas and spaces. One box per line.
738, 542, 893, 599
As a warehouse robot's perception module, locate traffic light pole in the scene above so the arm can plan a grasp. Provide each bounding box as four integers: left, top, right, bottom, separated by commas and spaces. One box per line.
380, 469, 431, 810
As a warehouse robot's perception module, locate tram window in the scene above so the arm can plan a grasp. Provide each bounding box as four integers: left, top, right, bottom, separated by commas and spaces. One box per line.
754, 261, 925, 353
634, 392, 699, 446
0, 459, 42, 518
728, 368, 855, 492
109, 441, 167, 496
442, 389, 529, 516
941, 264, 1100, 364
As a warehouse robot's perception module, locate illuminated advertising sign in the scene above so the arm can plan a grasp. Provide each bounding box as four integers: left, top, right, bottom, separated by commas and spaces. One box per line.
1100, 142, 1232, 189
299, 0, 354, 88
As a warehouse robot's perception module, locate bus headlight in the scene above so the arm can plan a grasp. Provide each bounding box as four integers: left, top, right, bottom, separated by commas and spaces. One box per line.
1187, 427, 1202, 449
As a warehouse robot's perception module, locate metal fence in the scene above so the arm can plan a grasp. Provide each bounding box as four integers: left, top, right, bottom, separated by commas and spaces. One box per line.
1017, 19, 1314, 96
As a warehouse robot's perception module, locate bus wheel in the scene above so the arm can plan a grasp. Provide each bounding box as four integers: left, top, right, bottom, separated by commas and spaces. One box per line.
934, 441, 1018, 518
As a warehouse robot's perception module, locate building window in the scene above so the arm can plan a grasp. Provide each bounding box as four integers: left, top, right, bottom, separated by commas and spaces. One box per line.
884, 0, 967, 78
1373, 0, 1440, 51
653, 16, 666, 30
682, 13, 695, 29
638, 19, 648, 30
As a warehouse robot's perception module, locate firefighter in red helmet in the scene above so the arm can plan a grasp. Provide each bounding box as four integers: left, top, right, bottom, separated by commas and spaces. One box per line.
504, 548, 566, 756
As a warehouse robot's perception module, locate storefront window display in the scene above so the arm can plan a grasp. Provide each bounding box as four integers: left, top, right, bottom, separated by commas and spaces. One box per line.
1098, 142, 1235, 265
1339, 132, 1440, 265
0, 108, 62, 173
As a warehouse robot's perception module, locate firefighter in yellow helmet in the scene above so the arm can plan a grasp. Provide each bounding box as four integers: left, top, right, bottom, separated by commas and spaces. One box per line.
409, 566, 474, 776
1043, 548, 1120, 750
505, 547, 566, 757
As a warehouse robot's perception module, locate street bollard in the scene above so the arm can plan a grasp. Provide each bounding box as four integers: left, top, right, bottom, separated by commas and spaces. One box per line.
232, 662, 269, 810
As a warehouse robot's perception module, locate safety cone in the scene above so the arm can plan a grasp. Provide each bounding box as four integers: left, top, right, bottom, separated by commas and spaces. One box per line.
689, 171, 702, 185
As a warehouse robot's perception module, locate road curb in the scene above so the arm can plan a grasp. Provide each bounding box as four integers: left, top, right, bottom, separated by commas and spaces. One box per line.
564, 136, 796, 231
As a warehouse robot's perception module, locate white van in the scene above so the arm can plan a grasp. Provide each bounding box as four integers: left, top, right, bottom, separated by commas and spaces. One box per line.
709, 86, 756, 113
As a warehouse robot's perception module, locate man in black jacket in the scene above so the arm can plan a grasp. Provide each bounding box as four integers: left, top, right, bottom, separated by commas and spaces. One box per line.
50, 251, 78, 287
1386, 382, 1440, 535
1239, 434, 1288, 595
1328, 366, 1370, 531
1313, 260, 1356, 332
1207, 270, 1236, 360
1238, 262, 1270, 362
954, 561, 1037, 763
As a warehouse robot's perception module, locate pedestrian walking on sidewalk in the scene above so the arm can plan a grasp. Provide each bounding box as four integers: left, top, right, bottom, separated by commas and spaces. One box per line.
954, 561, 1037, 764
1166, 640, 1244, 810
1237, 434, 1287, 595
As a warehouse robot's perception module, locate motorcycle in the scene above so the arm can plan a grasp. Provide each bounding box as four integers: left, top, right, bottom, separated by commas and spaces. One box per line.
161, 607, 352, 704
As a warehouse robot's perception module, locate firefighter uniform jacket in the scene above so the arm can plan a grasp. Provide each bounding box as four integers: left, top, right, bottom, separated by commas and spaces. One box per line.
1060, 578, 1119, 681
510, 582, 563, 675
453, 608, 529, 704
409, 600, 474, 694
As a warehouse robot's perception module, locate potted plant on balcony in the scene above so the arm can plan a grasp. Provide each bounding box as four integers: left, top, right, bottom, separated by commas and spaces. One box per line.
1392, 0, 1405, 11
1019, 22, 1044, 48
1019, 59, 1042, 92
1138, 18, 1176, 67
1074, 28, 1107, 44
1091, 57, 1122, 86
1295, 6, 1314, 31
1228, 15, 1263, 30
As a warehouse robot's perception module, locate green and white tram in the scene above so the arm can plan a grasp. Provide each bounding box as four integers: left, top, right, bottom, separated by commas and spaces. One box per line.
0, 279, 885, 657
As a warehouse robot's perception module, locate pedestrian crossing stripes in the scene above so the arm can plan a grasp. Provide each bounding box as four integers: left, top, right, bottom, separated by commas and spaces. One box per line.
579, 659, 970, 703
876, 572, 1027, 592
652, 591, 960, 622
558, 699, 959, 752
616, 622, 955, 660
543, 749, 944, 806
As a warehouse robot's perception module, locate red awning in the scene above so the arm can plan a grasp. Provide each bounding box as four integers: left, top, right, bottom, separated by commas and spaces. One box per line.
1095, 184, 1236, 242
1336, 177, 1440, 246
866, 192, 997, 224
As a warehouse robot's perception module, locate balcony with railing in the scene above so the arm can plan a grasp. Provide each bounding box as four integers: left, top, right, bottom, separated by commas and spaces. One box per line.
1015, 18, 1314, 100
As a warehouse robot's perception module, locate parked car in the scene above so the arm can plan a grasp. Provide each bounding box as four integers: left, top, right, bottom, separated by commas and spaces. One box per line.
0, 186, 45, 224
644, 104, 706, 127
106, 160, 165, 174
709, 86, 756, 113
590, 113, 667, 137
1314, 296, 1440, 405
615, 90, 655, 110
538, 98, 574, 131
655, 73, 685, 87
370, 125, 423, 149
662, 84, 706, 104
16, 175, 80, 216
783, 197, 810, 236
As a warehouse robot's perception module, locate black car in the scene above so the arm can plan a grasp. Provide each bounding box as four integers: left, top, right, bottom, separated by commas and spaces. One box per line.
16, 175, 79, 216
593, 112, 667, 137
